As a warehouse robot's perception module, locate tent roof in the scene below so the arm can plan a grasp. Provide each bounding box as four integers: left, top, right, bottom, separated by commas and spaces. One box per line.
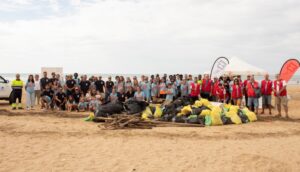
224, 57, 267, 75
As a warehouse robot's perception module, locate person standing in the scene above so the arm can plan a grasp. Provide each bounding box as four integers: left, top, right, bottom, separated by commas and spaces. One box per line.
243, 75, 251, 108
79, 75, 91, 96
73, 73, 80, 86
95, 76, 105, 98
40, 71, 50, 91
11, 74, 24, 110
231, 79, 243, 106
211, 77, 219, 102
180, 79, 189, 97
261, 74, 273, 115
25, 75, 35, 110
201, 74, 213, 100
273, 74, 289, 118
246, 75, 260, 114
65, 75, 76, 97
34, 74, 41, 106
189, 77, 200, 102
105, 76, 114, 101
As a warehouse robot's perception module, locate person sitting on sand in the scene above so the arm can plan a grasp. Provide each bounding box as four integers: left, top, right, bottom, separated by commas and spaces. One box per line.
54, 87, 67, 111
89, 95, 101, 112
125, 86, 135, 100
109, 88, 118, 102
117, 88, 126, 103
134, 86, 145, 101
78, 97, 88, 112
66, 95, 77, 112
41, 84, 54, 110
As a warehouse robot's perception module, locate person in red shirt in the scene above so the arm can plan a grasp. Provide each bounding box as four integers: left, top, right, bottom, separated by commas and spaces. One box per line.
216, 83, 227, 103
201, 74, 213, 100
231, 79, 243, 106
261, 74, 273, 115
273, 74, 289, 118
189, 77, 200, 102
211, 77, 219, 102
246, 75, 260, 114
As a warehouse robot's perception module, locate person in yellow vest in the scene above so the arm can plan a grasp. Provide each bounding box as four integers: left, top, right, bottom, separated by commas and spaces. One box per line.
11, 74, 24, 110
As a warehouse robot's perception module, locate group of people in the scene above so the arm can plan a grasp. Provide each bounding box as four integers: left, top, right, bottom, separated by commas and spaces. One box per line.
10, 72, 289, 118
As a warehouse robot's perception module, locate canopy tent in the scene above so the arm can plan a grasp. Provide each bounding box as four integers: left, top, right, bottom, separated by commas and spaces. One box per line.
224, 57, 267, 75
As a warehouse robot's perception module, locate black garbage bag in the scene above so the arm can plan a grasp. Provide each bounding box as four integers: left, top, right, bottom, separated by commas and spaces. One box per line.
161, 114, 175, 122
221, 114, 233, 125
95, 101, 124, 117
187, 115, 204, 125
149, 106, 156, 114
191, 106, 211, 115
238, 109, 249, 123
172, 96, 194, 107
124, 98, 149, 114
172, 116, 188, 123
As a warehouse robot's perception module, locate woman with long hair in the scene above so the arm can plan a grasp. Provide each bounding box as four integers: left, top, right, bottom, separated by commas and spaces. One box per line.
25, 75, 35, 110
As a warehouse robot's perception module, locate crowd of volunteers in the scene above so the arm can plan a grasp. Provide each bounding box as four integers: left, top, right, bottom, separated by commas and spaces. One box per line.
10, 72, 289, 118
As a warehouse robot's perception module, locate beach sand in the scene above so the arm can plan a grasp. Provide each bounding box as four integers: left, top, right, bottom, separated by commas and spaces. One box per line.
0, 86, 300, 172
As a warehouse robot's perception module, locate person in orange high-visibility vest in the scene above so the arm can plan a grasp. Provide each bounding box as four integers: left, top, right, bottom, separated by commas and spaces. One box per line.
273, 74, 289, 118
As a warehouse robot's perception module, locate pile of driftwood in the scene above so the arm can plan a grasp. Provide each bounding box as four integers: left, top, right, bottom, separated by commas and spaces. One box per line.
94, 114, 204, 130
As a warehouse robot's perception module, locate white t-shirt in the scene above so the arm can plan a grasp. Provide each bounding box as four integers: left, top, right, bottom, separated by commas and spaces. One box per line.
34, 79, 41, 91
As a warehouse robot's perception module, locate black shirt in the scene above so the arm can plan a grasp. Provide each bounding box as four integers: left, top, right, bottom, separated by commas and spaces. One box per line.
117, 92, 126, 102
79, 81, 91, 92
49, 78, 57, 84
66, 79, 76, 89
95, 80, 105, 93
126, 91, 135, 99
41, 89, 54, 99
56, 92, 67, 102
40, 77, 50, 90
106, 81, 114, 90
73, 92, 81, 103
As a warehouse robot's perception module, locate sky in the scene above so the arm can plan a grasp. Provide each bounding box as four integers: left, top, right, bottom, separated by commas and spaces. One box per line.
0, 0, 299, 74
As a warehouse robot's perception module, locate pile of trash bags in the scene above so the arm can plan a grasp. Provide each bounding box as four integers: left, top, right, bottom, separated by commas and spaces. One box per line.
93, 97, 257, 126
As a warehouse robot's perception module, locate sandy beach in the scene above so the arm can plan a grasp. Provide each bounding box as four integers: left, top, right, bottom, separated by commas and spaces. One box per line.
1, 86, 300, 172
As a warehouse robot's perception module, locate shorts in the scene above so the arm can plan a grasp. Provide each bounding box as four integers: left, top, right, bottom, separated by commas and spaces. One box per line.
78, 102, 88, 110
248, 97, 258, 108
275, 96, 288, 106
262, 95, 272, 106
43, 96, 52, 104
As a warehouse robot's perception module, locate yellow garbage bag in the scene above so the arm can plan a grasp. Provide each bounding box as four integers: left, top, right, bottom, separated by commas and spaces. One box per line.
141, 107, 153, 120
200, 109, 211, 117
200, 99, 211, 107
210, 107, 223, 126
225, 111, 242, 124
230, 105, 239, 114
242, 108, 257, 122
181, 105, 193, 115
154, 105, 163, 118
193, 100, 203, 108
223, 104, 231, 112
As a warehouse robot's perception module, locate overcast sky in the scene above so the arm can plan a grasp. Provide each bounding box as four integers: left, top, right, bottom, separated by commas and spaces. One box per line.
0, 0, 299, 74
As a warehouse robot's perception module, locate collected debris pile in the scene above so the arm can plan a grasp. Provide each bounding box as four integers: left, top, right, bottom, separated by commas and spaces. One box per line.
85, 97, 257, 130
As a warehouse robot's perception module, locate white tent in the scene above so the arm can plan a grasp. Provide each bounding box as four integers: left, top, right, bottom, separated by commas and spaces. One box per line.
224, 57, 267, 75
